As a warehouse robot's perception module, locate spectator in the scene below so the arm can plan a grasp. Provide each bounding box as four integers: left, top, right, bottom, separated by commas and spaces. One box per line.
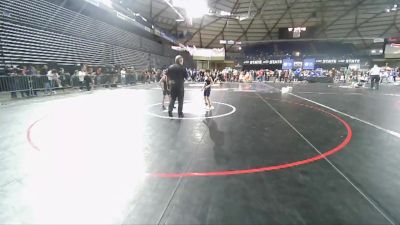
370, 65, 381, 90
59, 68, 70, 88
27, 65, 38, 96
19, 65, 30, 97
84, 71, 93, 91
45, 69, 58, 94
7, 66, 18, 99
380, 68, 389, 84
120, 68, 126, 86
78, 68, 86, 90
95, 67, 103, 86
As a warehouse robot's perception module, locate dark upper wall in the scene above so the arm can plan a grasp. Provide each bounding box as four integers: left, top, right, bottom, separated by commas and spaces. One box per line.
46, 0, 161, 43
0, 0, 190, 71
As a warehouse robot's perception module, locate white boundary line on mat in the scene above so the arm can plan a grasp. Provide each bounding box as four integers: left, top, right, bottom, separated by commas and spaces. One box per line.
290, 93, 400, 139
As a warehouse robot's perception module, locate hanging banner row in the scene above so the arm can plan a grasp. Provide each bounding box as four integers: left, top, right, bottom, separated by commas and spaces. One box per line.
243, 58, 361, 69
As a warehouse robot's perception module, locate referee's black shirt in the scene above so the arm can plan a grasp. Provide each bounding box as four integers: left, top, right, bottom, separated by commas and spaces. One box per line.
166, 64, 188, 85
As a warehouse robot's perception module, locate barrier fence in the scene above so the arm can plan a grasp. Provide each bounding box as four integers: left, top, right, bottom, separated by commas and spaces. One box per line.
0, 74, 143, 98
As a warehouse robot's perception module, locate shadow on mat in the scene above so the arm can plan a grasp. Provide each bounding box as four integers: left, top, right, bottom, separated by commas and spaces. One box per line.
203, 111, 227, 164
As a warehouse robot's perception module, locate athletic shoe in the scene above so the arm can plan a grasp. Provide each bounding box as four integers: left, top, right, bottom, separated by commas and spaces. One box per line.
210, 106, 214, 110
168, 111, 173, 117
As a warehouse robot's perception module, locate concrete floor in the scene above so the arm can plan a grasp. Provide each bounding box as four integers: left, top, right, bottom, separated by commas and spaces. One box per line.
0, 82, 399, 224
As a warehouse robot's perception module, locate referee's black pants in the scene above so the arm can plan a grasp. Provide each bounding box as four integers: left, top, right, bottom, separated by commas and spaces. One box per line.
169, 84, 184, 115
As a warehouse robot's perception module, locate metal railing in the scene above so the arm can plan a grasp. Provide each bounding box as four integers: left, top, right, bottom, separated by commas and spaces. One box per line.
0, 74, 144, 98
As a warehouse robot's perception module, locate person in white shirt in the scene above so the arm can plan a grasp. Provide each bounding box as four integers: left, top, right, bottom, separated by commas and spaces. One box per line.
369, 65, 381, 90
45, 69, 58, 94
380, 68, 390, 84
78, 69, 86, 90
120, 68, 127, 85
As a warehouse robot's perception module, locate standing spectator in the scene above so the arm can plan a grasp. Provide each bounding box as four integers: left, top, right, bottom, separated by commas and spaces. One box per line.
394, 67, 399, 82
233, 69, 238, 82
94, 67, 102, 86
39, 65, 48, 93
27, 65, 38, 96
284, 70, 289, 83
19, 65, 30, 97
370, 65, 381, 90
7, 66, 18, 99
45, 69, 58, 94
279, 70, 285, 82
257, 69, 264, 82
59, 68, 70, 88
239, 71, 245, 83
78, 67, 86, 90
380, 68, 389, 84
120, 68, 126, 86
390, 68, 396, 83
84, 71, 93, 91
274, 69, 279, 83
156, 69, 162, 82
288, 70, 293, 83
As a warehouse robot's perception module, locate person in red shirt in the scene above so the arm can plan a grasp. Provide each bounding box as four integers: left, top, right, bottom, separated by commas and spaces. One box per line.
257, 69, 264, 82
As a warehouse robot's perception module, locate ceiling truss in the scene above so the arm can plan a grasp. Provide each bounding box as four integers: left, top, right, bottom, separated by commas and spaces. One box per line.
125, 0, 399, 50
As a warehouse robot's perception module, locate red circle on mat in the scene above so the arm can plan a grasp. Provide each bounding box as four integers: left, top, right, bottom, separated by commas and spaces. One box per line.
27, 99, 352, 178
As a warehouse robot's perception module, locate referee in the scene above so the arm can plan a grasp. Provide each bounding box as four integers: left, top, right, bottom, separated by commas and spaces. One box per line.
166, 55, 188, 118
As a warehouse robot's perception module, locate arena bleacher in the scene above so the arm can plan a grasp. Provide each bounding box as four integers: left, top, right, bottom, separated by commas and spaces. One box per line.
0, 0, 176, 71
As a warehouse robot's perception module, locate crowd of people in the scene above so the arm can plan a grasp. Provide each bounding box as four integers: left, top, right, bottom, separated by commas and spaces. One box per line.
1, 62, 399, 100
0, 64, 168, 98
185, 66, 400, 86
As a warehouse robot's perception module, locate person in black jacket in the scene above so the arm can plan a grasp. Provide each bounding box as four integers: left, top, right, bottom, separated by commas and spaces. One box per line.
166, 55, 188, 118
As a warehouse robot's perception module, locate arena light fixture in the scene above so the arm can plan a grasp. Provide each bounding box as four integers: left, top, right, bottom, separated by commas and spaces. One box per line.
238, 15, 249, 21
288, 27, 306, 31
220, 11, 231, 16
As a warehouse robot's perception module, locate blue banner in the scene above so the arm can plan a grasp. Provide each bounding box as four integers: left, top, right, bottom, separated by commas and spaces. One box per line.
303, 58, 316, 70
282, 59, 294, 70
